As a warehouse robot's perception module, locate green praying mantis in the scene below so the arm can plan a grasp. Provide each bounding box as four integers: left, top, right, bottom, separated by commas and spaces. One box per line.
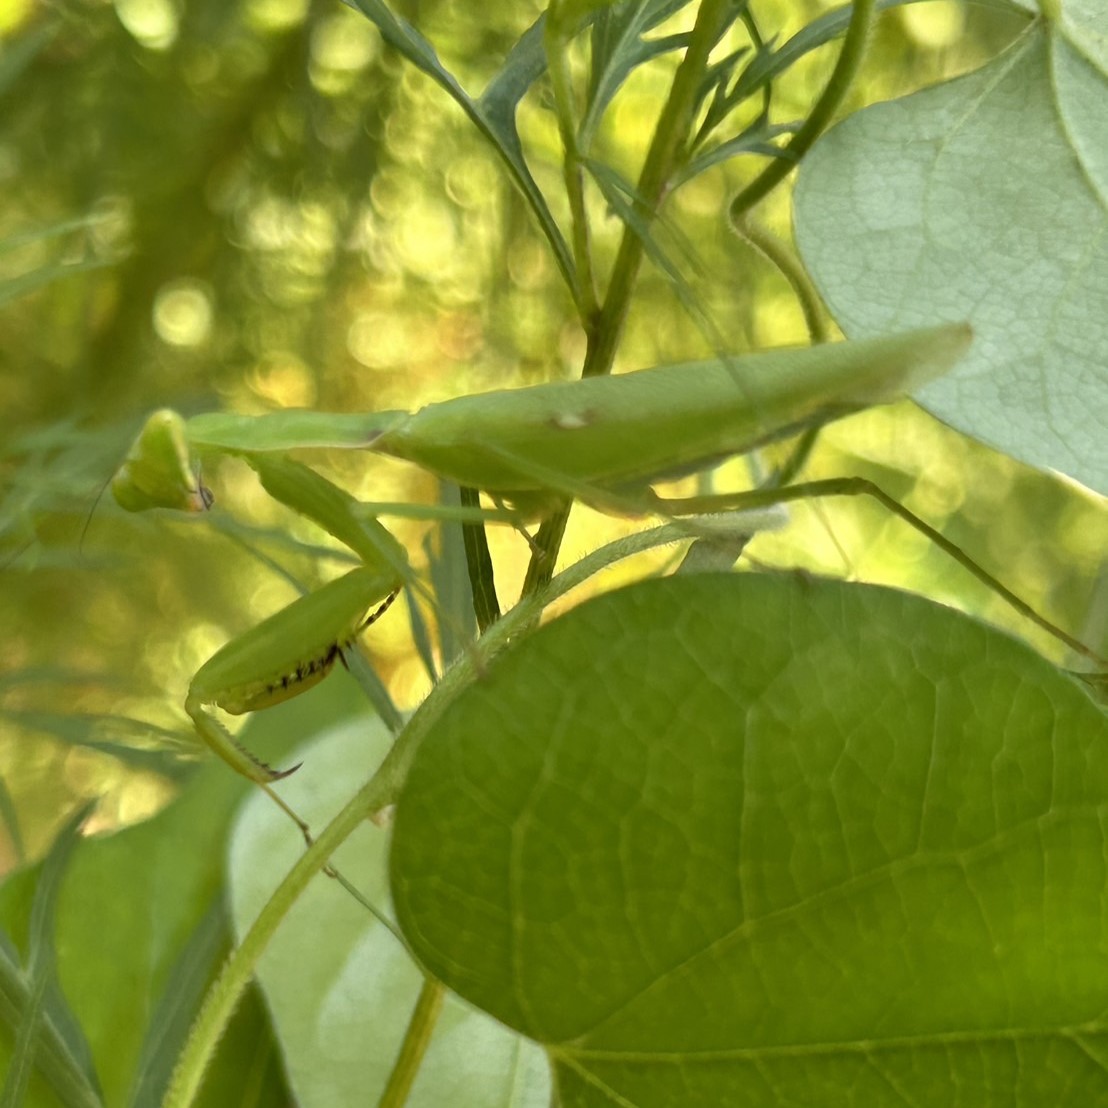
112, 321, 1105, 838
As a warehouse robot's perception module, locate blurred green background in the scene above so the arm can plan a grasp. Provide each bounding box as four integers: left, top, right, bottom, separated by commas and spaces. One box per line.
1, 0, 1102, 869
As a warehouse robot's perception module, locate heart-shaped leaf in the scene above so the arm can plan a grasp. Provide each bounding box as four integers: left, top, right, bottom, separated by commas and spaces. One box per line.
795, 17, 1108, 491
392, 574, 1108, 1106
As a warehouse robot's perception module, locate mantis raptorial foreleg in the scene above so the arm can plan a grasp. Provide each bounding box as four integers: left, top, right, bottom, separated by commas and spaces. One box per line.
185, 568, 400, 781
184, 567, 400, 846
112, 417, 410, 850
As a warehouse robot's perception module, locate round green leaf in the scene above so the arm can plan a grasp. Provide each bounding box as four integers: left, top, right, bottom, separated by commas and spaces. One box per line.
391, 574, 1108, 1106
794, 23, 1108, 492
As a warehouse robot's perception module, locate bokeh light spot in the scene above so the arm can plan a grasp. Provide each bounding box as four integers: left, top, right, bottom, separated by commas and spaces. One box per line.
311, 12, 379, 73
348, 311, 421, 370
248, 352, 318, 408
153, 279, 214, 347
245, 0, 310, 32
114, 0, 179, 50
0, 0, 32, 35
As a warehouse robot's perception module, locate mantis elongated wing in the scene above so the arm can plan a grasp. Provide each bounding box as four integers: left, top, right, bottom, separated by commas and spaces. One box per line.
375, 322, 971, 491
185, 323, 970, 495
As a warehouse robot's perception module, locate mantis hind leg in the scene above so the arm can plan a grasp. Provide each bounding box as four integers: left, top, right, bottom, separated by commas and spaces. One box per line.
259, 780, 315, 850
189, 701, 358, 884
653, 476, 1106, 668
257, 785, 345, 887
259, 763, 393, 894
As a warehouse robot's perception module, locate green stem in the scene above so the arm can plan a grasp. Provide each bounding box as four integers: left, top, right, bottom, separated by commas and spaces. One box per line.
730, 0, 876, 219
162, 779, 380, 1108
522, 0, 733, 596
733, 216, 829, 344
768, 426, 820, 489
376, 978, 445, 1108
520, 503, 570, 597
547, 31, 599, 319
458, 485, 500, 632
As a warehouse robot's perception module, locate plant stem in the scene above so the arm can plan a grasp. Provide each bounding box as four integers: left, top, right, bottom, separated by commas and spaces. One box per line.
730, 0, 876, 219
520, 502, 570, 597
522, 0, 733, 595
733, 216, 829, 344
376, 978, 445, 1108
458, 485, 500, 631
162, 777, 383, 1108
547, 31, 599, 319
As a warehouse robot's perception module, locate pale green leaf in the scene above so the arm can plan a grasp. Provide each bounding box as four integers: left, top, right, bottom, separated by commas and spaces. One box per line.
344, 2, 575, 296
0, 677, 364, 1106
794, 23, 1108, 491
227, 721, 550, 1108
392, 573, 1108, 1106
1054, 0, 1108, 72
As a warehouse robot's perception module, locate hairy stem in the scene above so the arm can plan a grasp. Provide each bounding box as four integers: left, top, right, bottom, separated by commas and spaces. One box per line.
730, 0, 876, 218
162, 779, 386, 1108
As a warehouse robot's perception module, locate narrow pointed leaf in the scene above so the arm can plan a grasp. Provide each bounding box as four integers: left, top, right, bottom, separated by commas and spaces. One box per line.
730, 0, 939, 105
346, 2, 575, 294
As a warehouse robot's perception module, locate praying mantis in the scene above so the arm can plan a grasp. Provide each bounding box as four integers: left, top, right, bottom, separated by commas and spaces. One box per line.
112, 320, 1105, 836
